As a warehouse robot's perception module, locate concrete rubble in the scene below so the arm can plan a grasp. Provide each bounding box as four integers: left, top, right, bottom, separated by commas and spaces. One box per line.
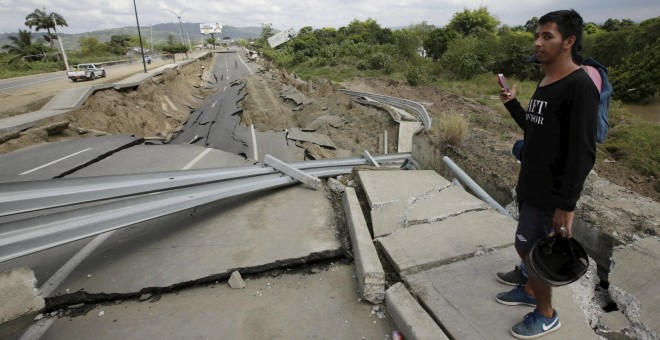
0, 267, 44, 338
607, 237, 660, 339
229, 271, 247, 289
343, 188, 385, 304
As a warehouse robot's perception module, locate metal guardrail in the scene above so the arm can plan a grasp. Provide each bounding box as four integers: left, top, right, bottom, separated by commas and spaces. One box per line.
0, 153, 412, 263
442, 156, 511, 217
340, 89, 432, 129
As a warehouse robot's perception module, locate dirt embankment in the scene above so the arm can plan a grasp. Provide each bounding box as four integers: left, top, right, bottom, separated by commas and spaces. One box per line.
0, 57, 213, 155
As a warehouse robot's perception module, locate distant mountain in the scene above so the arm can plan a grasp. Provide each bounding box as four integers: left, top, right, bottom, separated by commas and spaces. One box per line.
0, 23, 264, 51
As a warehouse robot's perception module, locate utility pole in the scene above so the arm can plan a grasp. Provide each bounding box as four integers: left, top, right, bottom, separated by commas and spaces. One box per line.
163, 8, 191, 45
133, 0, 147, 73
52, 15, 69, 71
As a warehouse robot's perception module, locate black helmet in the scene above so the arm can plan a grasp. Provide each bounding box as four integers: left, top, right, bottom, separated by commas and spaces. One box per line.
526, 232, 589, 287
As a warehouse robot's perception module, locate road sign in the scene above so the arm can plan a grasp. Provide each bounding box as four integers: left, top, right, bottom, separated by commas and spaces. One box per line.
267, 28, 297, 48
201, 23, 222, 34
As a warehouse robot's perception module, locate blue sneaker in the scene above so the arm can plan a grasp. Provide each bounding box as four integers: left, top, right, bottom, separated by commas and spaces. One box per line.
496, 285, 537, 306
511, 309, 561, 339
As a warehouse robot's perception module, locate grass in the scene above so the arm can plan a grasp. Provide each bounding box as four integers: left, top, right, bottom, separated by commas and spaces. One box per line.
604, 103, 660, 176
431, 109, 469, 146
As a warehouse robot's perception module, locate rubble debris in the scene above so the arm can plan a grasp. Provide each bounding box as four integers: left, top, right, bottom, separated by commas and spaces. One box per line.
229, 271, 247, 289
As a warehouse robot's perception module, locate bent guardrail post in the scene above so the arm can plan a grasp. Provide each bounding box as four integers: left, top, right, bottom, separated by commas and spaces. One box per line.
362, 150, 380, 167
263, 154, 321, 190
442, 156, 511, 217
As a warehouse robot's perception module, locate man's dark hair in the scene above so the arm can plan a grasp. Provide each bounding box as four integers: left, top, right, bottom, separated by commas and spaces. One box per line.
539, 9, 584, 64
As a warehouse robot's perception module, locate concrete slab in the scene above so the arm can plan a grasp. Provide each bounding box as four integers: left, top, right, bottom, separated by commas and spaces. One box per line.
49, 185, 339, 295
404, 247, 597, 339
68, 144, 249, 177
406, 185, 491, 227
378, 209, 515, 275
343, 188, 385, 304
0, 267, 44, 338
358, 170, 451, 238
41, 87, 94, 111
302, 114, 345, 131
280, 85, 313, 107
385, 282, 449, 340
288, 128, 336, 149
608, 237, 660, 337
397, 121, 422, 153
41, 264, 395, 339
0, 109, 70, 134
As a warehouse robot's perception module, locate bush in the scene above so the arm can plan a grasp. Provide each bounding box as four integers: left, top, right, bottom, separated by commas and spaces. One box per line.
434, 110, 469, 146
405, 66, 422, 86
368, 52, 391, 70
356, 60, 368, 70
441, 37, 489, 79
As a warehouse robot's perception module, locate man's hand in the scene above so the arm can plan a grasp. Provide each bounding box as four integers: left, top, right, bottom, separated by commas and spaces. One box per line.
499, 83, 517, 104
552, 208, 574, 238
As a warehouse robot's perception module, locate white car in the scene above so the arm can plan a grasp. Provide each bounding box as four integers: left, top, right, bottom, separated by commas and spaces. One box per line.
67, 64, 106, 82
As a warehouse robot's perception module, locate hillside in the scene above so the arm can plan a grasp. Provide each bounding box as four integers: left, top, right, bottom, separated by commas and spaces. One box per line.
0, 23, 265, 51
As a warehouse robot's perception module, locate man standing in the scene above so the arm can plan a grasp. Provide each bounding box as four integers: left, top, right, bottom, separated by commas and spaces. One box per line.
496, 9, 598, 339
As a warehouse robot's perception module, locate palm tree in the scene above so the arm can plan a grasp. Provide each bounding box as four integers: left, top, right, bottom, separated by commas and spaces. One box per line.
24, 7, 68, 47
2, 29, 35, 64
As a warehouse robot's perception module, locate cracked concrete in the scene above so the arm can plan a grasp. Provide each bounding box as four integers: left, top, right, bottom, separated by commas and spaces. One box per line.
607, 238, 660, 339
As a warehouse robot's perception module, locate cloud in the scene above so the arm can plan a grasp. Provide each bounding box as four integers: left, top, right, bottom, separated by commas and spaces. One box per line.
0, 0, 658, 34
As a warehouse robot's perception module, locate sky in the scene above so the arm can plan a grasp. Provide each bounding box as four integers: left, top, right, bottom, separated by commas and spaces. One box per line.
0, 0, 659, 34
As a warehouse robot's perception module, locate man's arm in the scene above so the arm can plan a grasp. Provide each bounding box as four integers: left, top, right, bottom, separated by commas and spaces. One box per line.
500, 84, 527, 130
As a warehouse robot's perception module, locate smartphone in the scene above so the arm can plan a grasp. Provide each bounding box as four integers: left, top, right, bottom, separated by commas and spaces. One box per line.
497, 73, 510, 96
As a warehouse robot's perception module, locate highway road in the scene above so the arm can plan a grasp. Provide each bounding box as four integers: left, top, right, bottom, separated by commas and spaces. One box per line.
0, 50, 398, 339
0, 52, 203, 118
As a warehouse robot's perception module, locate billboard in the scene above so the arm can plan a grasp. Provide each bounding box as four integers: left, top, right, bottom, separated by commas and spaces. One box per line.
267, 28, 298, 48
200, 23, 222, 34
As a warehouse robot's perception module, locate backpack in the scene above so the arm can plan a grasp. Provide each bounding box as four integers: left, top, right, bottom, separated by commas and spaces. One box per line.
512, 58, 612, 162
583, 57, 612, 143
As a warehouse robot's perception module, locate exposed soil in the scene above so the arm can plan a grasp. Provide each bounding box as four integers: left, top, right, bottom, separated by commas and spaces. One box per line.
0, 53, 657, 240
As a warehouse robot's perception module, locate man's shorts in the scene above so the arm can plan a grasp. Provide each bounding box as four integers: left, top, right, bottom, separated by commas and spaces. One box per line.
515, 201, 554, 253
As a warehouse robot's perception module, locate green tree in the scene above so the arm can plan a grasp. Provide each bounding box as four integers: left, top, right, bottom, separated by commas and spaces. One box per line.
393, 29, 421, 59
493, 31, 538, 80
423, 28, 457, 60
260, 23, 275, 41
2, 29, 52, 63
524, 17, 539, 33
448, 6, 500, 36
610, 41, 660, 103
602, 18, 622, 32
584, 22, 601, 35
162, 43, 188, 62
24, 7, 67, 47
108, 35, 131, 55
79, 36, 109, 55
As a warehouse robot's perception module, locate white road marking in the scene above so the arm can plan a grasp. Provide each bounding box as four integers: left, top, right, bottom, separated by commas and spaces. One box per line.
237, 55, 253, 75
19, 148, 92, 175
1, 77, 60, 91
19, 144, 215, 338
19, 231, 115, 340
183, 148, 213, 170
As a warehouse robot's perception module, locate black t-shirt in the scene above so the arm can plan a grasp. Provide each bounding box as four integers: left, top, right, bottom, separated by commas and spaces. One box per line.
505, 69, 599, 211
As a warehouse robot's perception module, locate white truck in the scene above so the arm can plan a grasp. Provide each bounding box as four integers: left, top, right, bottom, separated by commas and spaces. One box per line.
67, 64, 106, 82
